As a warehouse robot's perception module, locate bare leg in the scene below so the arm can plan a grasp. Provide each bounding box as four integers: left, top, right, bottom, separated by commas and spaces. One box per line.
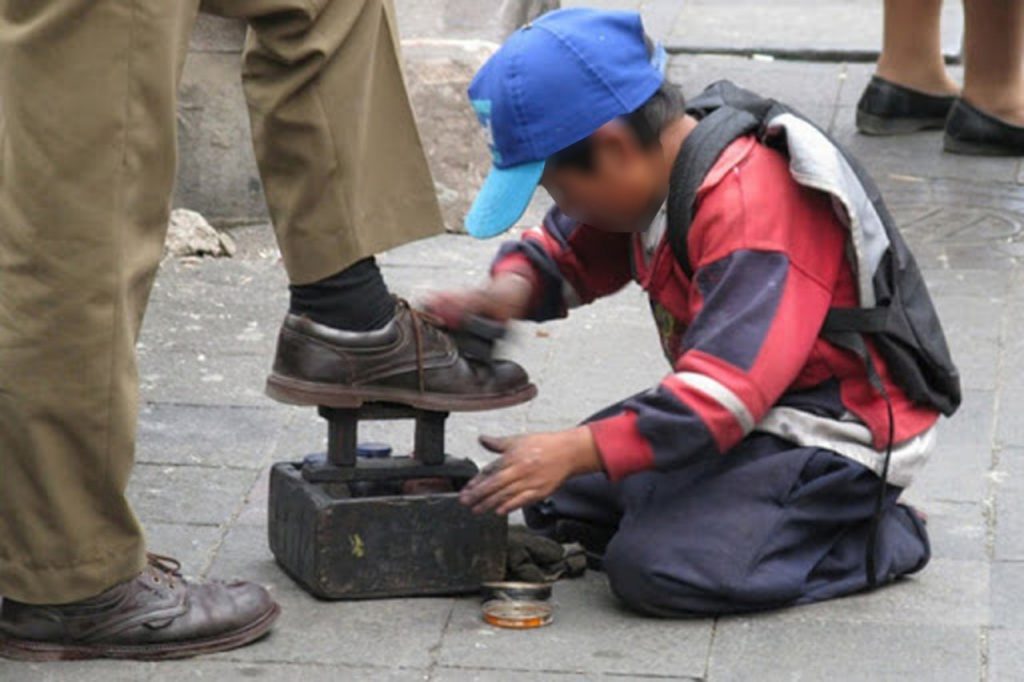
875, 0, 959, 96
961, 0, 1024, 125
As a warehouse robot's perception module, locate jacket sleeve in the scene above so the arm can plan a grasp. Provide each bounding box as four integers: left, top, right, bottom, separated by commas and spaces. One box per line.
587, 163, 847, 481
490, 206, 634, 322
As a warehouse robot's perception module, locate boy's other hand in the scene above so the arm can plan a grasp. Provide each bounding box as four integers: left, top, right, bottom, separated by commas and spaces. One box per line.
423, 273, 534, 329
458, 427, 603, 515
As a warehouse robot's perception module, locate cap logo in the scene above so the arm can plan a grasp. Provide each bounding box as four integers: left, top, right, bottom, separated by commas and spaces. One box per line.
471, 98, 502, 165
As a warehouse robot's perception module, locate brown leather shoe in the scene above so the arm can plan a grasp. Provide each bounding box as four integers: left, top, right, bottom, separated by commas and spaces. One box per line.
265, 301, 537, 411
0, 554, 279, 661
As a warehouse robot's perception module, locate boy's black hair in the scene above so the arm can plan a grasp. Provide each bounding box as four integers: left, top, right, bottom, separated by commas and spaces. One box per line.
548, 81, 687, 171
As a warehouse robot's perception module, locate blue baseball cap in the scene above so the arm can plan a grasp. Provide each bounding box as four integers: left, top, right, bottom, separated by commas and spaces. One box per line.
464, 8, 666, 238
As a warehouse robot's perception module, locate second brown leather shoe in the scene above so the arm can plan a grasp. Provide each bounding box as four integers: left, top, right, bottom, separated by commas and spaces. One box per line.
266, 300, 537, 411
0, 554, 279, 661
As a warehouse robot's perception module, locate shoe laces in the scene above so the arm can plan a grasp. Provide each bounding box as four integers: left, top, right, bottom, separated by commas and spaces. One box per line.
146, 552, 183, 588
396, 298, 444, 394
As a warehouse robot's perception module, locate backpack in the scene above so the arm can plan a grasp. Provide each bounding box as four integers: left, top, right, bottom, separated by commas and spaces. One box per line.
667, 80, 961, 587
666, 80, 961, 418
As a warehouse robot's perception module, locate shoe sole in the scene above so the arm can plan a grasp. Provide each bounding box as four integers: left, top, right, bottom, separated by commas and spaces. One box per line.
0, 602, 280, 661
265, 373, 538, 412
943, 133, 1024, 157
856, 110, 948, 136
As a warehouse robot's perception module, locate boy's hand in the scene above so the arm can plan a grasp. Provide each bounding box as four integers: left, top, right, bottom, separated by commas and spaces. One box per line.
459, 427, 604, 515
423, 273, 534, 328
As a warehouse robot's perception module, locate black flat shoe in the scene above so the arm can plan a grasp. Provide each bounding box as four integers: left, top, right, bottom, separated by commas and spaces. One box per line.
856, 75, 957, 136
944, 98, 1024, 157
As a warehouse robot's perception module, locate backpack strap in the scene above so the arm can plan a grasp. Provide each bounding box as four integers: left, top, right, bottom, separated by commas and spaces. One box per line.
820, 330, 894, 590
666, 105, 761, 279
822, 306, 893, 335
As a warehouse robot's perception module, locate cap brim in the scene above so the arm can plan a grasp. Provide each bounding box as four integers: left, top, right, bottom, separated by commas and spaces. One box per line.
464, 160, 545, 239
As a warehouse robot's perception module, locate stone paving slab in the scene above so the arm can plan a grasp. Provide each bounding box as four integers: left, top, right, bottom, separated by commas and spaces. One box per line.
932, 304, 1001, 393
524, 292, 667, 423
995, 447, 1024, 562
667, 54, 842, 131
913, 390, 995, 503
151, 661, 429, 682
918, 267, 1011, 300
144, 523, 226, 576
745, 558, 989, 628
432, 669, 695, 681
990, 561, 1024, 631
126, 464, 260, 527
898, 498, 986, 563
139, 305, 280, 358
437, 575, 712, 678
996, 282, 1024, 449
988, 629, 1024, 682
836, 67, 1024, 185
138, 350, 275, 407
0, 660, 156, 682
396, 1, 963, 63
432, 669, 591, 681
667, 57, 1024, 187
707, 619, 980, 682
563, 0, 964, 60
832, 116, 1023, 187
136, 403, 287, 469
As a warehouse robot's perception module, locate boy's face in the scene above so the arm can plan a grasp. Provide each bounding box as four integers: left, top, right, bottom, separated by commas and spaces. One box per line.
540, 121, 666, 232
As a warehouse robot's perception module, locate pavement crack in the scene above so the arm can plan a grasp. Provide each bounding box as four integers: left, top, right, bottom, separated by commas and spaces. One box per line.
135, 459, 263, 472
663, 44, 962, 65
979, 626, 990, 682
703, 616, 719, 680
436, 663, 701, 679
425, 599, 457, 680
827, 62, 847, 136
143, 399, 282, 411
196, 410, 295, 578
984, 278, 1013, 564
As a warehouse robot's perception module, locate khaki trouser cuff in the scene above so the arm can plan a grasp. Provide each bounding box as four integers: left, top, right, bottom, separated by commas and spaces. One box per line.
0, 542, 147, 605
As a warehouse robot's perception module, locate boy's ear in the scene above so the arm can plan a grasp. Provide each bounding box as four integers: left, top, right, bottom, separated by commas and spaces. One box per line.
591, 119, 642, 167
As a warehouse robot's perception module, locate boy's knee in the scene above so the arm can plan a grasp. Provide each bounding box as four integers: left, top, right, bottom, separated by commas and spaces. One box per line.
603, 541, 666, 615
602, 535, 711, 616
602, 533, 758, 617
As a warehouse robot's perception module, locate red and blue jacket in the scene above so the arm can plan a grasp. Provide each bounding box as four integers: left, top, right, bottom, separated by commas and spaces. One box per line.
492, 135, 940, 484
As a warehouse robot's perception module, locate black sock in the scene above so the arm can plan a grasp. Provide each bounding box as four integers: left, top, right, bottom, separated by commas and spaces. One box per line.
289, 257, 395, 331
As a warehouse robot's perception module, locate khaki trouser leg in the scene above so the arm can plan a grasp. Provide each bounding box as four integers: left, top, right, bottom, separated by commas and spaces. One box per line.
205, 0, 444, 285
0, 0, 199, 603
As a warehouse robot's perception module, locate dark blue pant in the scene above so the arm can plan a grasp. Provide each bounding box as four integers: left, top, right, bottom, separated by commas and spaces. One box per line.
526, 428, 930, 616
